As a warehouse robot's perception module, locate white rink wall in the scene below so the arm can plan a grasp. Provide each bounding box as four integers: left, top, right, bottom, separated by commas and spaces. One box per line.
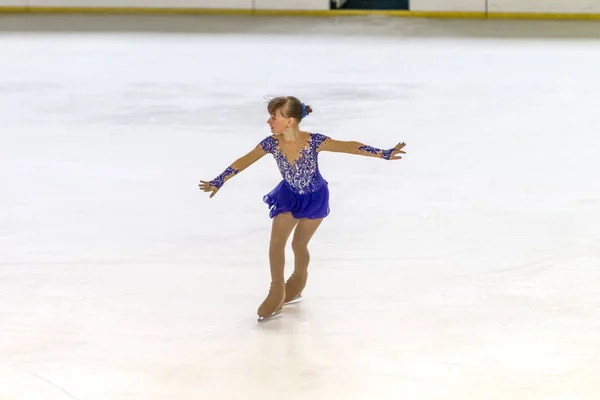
0, 0, 330, 10
411, 0, 600, 14
1, 0, 600, 17
488, 0, 600, 14
410, 0, 485, 12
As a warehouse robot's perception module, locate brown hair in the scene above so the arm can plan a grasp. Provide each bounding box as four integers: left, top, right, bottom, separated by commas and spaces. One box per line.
267, 96, 313, 121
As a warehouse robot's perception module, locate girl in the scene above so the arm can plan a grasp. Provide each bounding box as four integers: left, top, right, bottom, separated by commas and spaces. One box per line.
199, 96, 406, 322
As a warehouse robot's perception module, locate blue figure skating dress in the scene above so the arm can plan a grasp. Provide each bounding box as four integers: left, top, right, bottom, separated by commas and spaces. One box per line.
259, 132, 330, 220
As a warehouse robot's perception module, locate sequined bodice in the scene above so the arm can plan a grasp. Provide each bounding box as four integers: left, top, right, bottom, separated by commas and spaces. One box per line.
260, 133, 329, 194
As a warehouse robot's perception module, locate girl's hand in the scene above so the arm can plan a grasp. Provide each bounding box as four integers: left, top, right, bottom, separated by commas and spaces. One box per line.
384, 142, 406, 160
199, 180, 219, 198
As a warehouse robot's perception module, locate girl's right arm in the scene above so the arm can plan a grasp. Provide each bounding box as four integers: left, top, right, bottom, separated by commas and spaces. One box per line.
199, 144, 269, 198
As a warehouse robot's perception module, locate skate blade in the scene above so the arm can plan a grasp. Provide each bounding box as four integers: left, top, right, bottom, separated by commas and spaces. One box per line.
257, 309, 282, 323
284, 295, 302, 306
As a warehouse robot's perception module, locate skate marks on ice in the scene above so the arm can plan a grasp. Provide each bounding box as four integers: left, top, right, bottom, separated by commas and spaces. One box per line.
1, 364, 82, 400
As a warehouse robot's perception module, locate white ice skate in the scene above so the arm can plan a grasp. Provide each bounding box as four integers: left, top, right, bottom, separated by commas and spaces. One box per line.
257, 309, 282, 323
284, 294, 302, 305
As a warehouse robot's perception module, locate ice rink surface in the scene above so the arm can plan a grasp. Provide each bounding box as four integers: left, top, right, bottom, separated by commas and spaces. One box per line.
2, 13, 600, 400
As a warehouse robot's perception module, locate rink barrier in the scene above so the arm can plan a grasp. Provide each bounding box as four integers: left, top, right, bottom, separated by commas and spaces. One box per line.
3, 7, 600, 20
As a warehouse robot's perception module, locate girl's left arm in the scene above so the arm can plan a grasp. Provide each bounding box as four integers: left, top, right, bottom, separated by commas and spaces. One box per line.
318, 137, 406, 160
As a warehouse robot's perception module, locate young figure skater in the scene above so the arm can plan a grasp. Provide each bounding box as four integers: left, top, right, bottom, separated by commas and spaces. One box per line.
199, 96, 406, 322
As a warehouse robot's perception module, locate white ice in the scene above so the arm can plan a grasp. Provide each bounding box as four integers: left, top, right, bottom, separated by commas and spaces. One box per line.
1, 14, 600, 400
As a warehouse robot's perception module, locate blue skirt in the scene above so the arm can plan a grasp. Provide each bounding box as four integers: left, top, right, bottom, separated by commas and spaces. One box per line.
263, 180, 330, 220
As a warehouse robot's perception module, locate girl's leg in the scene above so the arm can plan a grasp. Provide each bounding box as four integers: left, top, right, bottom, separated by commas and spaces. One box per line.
268, 212, 299, 282
285, 217, 324, 302
258, 212, 298, 318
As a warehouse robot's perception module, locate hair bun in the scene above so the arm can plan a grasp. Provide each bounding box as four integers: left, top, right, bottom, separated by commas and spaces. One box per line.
304, 105, 313, 116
